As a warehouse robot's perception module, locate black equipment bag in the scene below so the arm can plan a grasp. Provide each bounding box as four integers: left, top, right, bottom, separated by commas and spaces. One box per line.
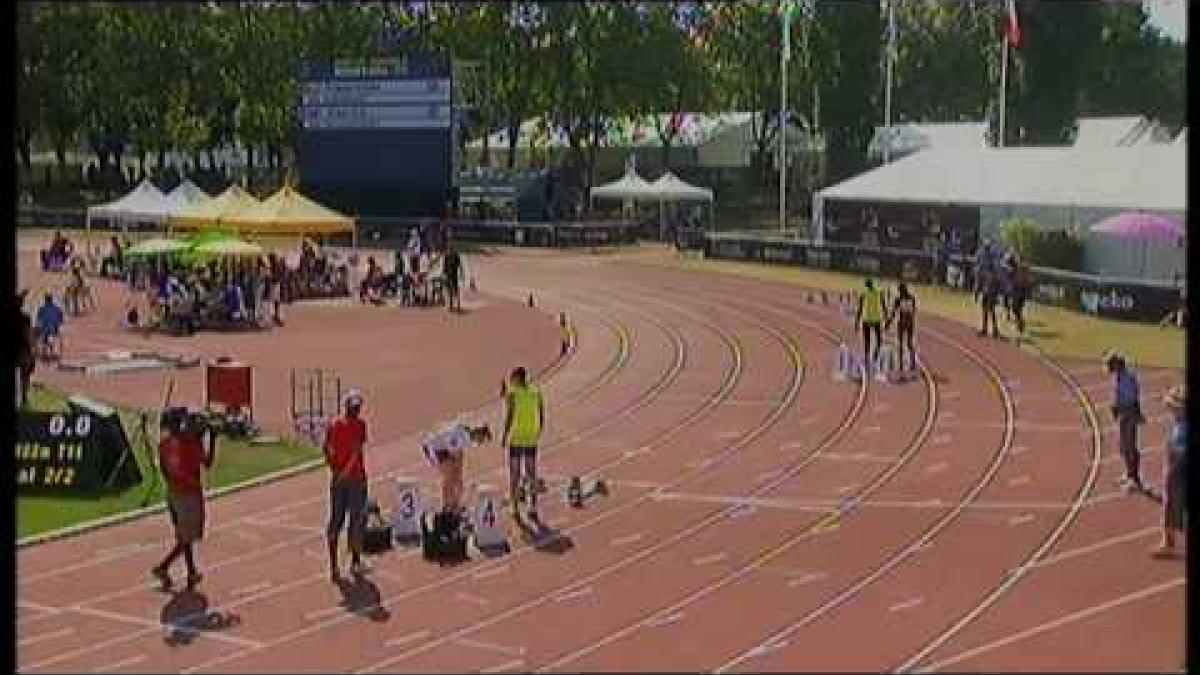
362, 502, 393, 554
421, 509, 467, 562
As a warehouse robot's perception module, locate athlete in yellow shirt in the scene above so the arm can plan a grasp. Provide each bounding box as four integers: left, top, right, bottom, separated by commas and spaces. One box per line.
502, 366, 546, 520
855, 278, 886, 369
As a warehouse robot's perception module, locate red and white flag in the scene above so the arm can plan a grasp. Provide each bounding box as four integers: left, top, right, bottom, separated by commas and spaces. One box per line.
1004, 0, 1021, 48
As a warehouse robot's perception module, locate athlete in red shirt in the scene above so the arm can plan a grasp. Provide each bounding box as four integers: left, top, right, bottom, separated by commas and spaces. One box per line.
325, 391, 369, 582
152, 411, 216, 590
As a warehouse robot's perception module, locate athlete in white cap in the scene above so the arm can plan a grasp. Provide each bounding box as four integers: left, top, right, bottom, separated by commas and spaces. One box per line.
420, 419, 493, 514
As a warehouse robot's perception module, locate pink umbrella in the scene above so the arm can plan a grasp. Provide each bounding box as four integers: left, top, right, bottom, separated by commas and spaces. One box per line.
1089, 211, 1183, 240
1089, 211, 1184, 277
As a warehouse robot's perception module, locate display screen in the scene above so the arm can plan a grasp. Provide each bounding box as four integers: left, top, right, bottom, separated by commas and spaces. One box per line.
298, 53, 454, 217
15, 411, 141, 492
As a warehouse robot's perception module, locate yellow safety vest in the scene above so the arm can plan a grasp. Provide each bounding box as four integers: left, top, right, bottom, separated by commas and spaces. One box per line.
508, 384, 543, 447
862, 288, 884, 323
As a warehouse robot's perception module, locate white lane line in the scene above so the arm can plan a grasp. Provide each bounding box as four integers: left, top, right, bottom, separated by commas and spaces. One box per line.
731, 504, 759, 518
744, 640, 789, 659
786, 571, 828, 588
384, 630, 432, 649
643, 611, 685, 628
821, 452, 897, 463
925, 461, 950, 475
918, 578, 1185, 672
835, 484, 858, 494
455, 637, 527, 657
17, 600, 63, 616
693, 552, 728, 566
17, 627, 75, 648
455, 591, 489, 607
479, 658, 526, 674
69, 605, 262, 648
933, 434, 953, 445
757, 469, 783, 482
889, 596, 926, 613
864, 425, 882, 434
1008, 514, 1035, 527
610, 533, 643, 547
715, 430, 742, 439
1018, 526, 1159, 572
473, 565, 511, 580
234, 529, 263, 543
232, 581, 273, 597
304, 606, 343, 622
93, 654, 148, 673
1007, 475, 1033, 487
555, 586, 594, 603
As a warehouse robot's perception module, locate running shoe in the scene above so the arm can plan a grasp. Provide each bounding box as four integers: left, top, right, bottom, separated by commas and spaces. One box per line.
151, 566, 172, 590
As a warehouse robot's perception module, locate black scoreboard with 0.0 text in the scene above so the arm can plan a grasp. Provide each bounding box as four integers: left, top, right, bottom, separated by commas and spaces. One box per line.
15, 410, 142, 492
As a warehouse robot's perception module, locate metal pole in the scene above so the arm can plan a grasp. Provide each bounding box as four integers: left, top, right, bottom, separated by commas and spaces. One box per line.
999, 35, 1009, 148
779, 5, 790, 232
883, 0, 895, 164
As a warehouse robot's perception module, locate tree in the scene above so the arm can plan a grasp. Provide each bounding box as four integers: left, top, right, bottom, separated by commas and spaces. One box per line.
814, 0, 882, 183
34, 3, 97, 183
1008, 1, 1103, 145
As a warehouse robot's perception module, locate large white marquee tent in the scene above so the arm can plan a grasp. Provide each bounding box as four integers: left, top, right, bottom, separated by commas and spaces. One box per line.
813, 144, 1186, 280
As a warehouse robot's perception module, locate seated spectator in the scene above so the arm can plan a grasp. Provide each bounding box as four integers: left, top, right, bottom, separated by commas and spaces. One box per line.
223, 279, 246, 323
359, 256, 383, 304
35, 293, 65, 358
40, 230, 73, 271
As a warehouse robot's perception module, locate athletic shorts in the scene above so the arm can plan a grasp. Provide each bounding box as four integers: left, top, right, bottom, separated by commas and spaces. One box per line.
328, 480, 368, 541
508, 445, 538, 460
167, 491, 206, 544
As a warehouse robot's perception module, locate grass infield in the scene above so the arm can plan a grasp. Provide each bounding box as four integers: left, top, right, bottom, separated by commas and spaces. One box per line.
17, 384, 321, 540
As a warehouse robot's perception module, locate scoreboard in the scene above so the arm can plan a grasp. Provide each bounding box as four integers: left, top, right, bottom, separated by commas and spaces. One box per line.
16, 410, 142, 492
298, 53, 454, 218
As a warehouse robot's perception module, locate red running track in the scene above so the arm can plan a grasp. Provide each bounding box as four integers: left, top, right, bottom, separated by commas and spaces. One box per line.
16, 249, 1184, 673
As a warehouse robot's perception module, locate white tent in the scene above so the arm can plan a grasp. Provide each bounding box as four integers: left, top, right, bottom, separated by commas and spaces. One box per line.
649, 172, 714, 202
868, 122, 988, 161
817, 145, 1185, 213
648, 172, 715, 237
84, 179, 176, 265
813, 144, 1186, 278
589, 169, 657, 202
164, 179, 211, 215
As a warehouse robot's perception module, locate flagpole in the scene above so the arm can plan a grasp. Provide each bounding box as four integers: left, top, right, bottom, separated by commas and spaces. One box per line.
883, 0, 895, 164
999, 30, 1008, 148
779, 3, 790, 232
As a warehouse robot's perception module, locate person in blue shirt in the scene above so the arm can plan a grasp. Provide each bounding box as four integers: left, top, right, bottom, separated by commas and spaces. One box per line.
1153, 385, 1186, 558
1104, 349, 1146, 493
35, 293, 65, 358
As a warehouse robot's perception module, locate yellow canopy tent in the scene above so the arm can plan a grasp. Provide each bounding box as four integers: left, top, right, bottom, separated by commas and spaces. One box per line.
169, 185, 261, 232
219, 186, 357, 244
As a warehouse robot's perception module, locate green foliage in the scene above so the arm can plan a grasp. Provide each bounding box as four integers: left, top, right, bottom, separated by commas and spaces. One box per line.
16, 1, 1186, 193
999, 217, 1039, 262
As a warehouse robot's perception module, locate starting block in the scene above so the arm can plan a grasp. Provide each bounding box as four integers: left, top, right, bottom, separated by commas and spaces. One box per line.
564, 476, 609, 508
391, 477, 424, 542
834, 342, 862, 382
471, 484, 509, 552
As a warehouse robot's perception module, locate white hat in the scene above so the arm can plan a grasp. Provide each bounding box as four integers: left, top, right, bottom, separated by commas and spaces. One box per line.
343, 390, 364, 408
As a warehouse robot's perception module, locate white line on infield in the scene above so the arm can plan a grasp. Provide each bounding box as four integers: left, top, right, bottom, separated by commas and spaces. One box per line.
455, 637, 527, 657
889, 596, 926, 613
17, 626, 75, 648
384, 630, 432, 649
479, 658, 526, 674
692, 552, 728, 566
92, 653, 148, 673
643, 611, 685, 628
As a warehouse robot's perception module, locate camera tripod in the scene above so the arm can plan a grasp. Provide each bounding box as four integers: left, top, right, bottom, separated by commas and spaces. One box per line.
131, 409, 161, 507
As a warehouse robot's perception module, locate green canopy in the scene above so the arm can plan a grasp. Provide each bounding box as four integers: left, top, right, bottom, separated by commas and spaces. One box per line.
125, 238, 190, 258
189, 239, 265, 257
